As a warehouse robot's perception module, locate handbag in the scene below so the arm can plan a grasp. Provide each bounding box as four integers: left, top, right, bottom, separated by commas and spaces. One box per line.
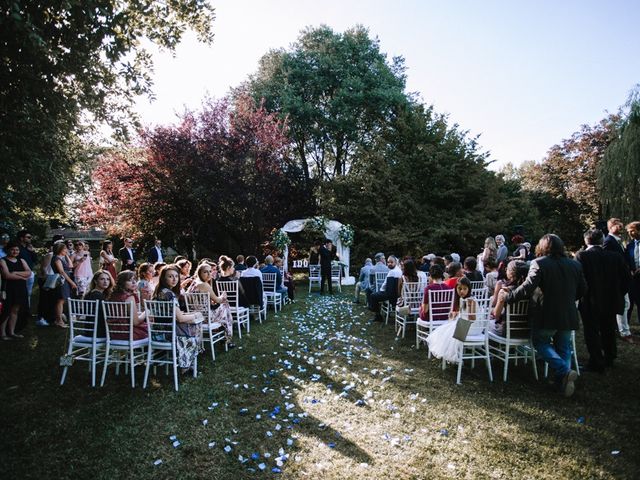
452, 316, 473, 341
44, 273, 64, 290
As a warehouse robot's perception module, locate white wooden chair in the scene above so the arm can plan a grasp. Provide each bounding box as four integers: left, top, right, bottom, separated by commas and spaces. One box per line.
374, 271, 387, 293
184, 292, 227, 360
263, 272, 283, 312
61, 298, 105, 387
395, 281, 423, 338
416, 287, 455, 352
101, 301, 149, 388
441, 296, 493, 384
471, 285, 489, 300
216, 280, 250, 338
239, 276, 267, 323
331, 265, 342, 292
488, 300, 539, 382
470, 280, 485, 291
143, 299, 182, 391
308, 265, 321, 293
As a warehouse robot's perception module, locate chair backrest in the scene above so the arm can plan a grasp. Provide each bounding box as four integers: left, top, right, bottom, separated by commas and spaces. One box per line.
506, 300, 530, 339
216, 280, 241, 309
467, 296, 491, 336
374, 272, 387, 292
428, 287, 455, 322
470, 280, 485, 291
401, 281, 423, 310
102, 300, 134, 341
144, 299, 176, 342
68, 298, 100, 339
331, 265, 341, 279
184, 291, 212, 319
309, 265, 321, 280
262, 272, 277, 293
239, 276, 264, 307
471, 286, 489, 300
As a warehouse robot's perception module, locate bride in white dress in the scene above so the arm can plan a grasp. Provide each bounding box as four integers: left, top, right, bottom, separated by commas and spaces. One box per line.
427, 277, 477, 363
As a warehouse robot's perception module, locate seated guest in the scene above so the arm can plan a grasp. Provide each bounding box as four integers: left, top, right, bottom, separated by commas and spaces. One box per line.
463, 257, 484, 282
137, 263, 155, 305
490, 260, 528, 335
153, 265, 204, 374
354, 258, 373, 303
418, 255, 432, 273
150, 262, 166, 289
235, 255, 247, 271
218, 255, 239, 281
260, 255, 288, 299
431, 256, 446, 269
83, 270, 115, 338
483, 257, 499, 294
419, 264, 454, 321
365, 253, 389, 304
241, 256, 263, 280
368, 255, 401, 321
274, 257, 295, 301
397, 258, 419, 295
108, 270, 148, 340
444, 262, 463, 288
176, 259, 193, 291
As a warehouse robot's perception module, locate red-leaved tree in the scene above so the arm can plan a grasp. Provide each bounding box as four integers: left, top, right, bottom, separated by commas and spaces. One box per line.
82, 96, 314, 256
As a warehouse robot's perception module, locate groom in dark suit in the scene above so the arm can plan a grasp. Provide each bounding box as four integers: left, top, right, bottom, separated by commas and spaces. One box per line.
319, 239, 333, 294
119, 237, 137, 272
625, 221, 640, 324
576, 229, 630, 372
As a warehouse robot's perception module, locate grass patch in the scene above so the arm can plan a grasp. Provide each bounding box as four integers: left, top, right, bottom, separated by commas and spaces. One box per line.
1, 287, 639, 479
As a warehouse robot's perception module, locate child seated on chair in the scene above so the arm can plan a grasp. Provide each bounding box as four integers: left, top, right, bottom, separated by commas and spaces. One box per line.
426, 277, 477, 364
419, 264, 453, 321
490, 260, 528, 336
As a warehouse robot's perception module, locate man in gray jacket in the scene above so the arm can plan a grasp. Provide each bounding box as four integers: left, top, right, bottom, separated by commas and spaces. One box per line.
507, 234, 587, 397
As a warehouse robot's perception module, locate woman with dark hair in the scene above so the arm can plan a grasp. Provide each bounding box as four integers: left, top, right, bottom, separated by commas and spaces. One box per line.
83, 270, 115, 338
0, 242, 31, 339
137, 263, 154, 305
419, 264, 453, 321
109, 270, 148, 340
176, 259, 193, 292
509, 235, 527, 261
99, 240, 118, 282
51, 241, 77, 327
397, 258, 419, 296
490, 260, 528, 336
153, 265, 203, 374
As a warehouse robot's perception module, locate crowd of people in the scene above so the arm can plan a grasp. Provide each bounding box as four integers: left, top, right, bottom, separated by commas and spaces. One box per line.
355, 219, 639, 397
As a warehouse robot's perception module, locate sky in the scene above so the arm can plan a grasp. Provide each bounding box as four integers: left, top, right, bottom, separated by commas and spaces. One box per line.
134, 0, 640, 169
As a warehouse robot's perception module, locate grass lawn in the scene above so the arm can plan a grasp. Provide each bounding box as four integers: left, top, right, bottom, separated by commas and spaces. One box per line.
1, 286, 639, 479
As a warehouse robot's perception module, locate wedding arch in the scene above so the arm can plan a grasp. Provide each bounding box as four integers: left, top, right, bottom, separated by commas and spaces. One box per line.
279, 218, 355, 285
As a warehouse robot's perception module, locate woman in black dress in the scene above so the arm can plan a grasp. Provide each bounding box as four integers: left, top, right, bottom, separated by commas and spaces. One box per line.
0, 242, 31, 339
51, 242, 77, 327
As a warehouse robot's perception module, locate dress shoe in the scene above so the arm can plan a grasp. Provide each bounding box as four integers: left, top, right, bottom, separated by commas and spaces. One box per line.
620, 335, 635, 344
562, 370, 578, 397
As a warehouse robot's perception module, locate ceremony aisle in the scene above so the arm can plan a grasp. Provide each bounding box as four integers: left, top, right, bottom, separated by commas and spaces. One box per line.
1, 289, 639, 479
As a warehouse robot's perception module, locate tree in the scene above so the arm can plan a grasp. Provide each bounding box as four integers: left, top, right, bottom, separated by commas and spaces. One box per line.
82, 96, 313, 256
0, 0, 215, 231
599, 87, 640, 220
243, 25, 409, 182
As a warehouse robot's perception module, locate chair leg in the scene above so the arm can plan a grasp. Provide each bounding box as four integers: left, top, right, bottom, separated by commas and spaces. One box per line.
143, 347, 152, 389
503, 348, 509, 382
485, 345, 494, 382
531, 345, 539, 380
210, 337, 215, 361
572, 332, 580, 375
173, 355, 179, 392
130, 348, 136, 388
91, 351, 97, 387
456, 351, 464, 384
100, 346, 110, 387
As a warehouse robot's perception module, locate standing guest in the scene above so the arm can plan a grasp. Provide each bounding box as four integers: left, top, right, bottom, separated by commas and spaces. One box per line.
137, 263, 155, 305
109, 271, 148, 340
490, 260, 528, 336
0, 242, 31, 339
83, 270, 115, 338
463, 257, 483, 282
119, 237, 137, 272
51, 241, 77, 328
17, 230, 37, 306
495, 235, 508, 265
146, 238, 163, 264
444, 262, 463, 288
426, 277, 477, 362
506, 234, 587, 397
72, 241, 93, 297
0, 232, 10, 258
576, 229, 630, 372
625, 221, 640, 326
603, 217, 634, 342
481, 237, 498, 265
235, 255, 247, 272
100, 240, 118, 282
483, 257, 500, 295
419, 264, 454, 321
153, 265, 204, 374
319, 239, 333, 294
354, 258, 373, 303
35, 242, 56, 327
509, 235, 527, 261
241, 256, 263, 280
308, 240, 321, 265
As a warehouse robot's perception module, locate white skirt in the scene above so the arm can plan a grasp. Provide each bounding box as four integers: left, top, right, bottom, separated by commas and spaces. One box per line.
426, 320, 462, 364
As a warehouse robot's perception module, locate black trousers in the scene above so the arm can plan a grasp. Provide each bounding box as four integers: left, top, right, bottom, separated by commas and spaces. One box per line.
320, 267, 332, 294
581, 306, 617, 368
627, 275, 640, 323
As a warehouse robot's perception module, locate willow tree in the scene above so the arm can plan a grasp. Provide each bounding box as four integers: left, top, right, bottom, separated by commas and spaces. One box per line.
599, 88, 640, 220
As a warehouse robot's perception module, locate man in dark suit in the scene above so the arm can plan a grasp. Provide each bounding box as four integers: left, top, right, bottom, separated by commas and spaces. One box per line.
319, 239, 333, 294
604, 218, 635, 342
576, 229, 630, 372
119, 237, 137, 272
147, 238, 163, 264
507, 234, 587, 397
625, 221, 640, 326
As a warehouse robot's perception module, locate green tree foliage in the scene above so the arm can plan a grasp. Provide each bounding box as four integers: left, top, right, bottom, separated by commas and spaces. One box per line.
321, 103, 513, 262
0, 0, 215, 231
243, 25, 408, 182
599, 88, 640, 220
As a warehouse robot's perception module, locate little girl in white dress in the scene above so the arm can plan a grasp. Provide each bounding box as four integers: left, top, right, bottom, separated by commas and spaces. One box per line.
427, 277, 477, 363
